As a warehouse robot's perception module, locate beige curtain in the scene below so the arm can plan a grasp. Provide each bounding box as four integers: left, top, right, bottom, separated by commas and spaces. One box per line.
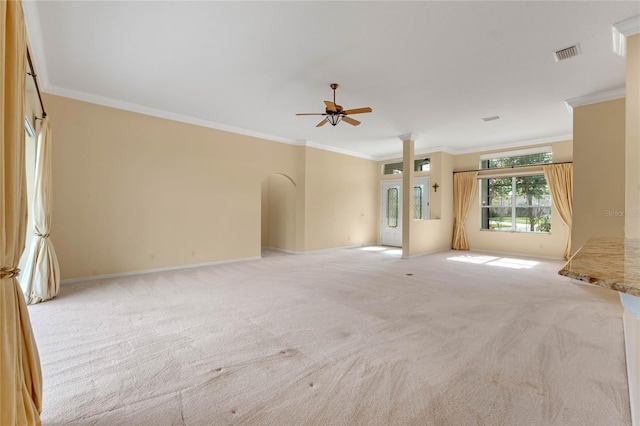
1, 1, 43, 424
452, 171, 478, 250
544, 163, 573, 260
21, 117, 60, 304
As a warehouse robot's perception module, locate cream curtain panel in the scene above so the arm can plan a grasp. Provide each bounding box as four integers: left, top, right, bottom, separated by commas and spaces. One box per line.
1, 0, 43, 424
544, 163, 573, 260
21, 117, 60, 304
452, 171, 478, 250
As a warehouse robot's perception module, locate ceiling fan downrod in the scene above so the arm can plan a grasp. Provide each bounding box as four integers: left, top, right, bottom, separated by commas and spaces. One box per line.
327, 83, 342, 125
331, 83, 338, 106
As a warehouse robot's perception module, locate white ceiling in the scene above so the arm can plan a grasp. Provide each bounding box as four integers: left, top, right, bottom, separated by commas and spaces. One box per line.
23, 1, 639, 159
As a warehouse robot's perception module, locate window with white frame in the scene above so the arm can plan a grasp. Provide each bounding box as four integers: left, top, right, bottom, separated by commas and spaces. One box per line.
480, 147, 552, 170
413, 178, 430, 220
479, 147, 552, 233
383, 158, 430, 175
480, 175, 551, 232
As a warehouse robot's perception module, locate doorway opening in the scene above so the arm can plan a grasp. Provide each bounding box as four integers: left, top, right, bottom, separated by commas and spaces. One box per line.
261, 174, 296, 256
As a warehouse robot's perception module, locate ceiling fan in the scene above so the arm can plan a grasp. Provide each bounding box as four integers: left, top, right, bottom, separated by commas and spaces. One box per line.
296, 83, 372, 127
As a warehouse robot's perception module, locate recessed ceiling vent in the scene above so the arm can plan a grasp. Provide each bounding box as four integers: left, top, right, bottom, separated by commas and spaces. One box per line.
481, 115, 501, 122
554, 44, 581, 62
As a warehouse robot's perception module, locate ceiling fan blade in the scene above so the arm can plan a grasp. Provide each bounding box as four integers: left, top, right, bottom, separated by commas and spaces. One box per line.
343, 107, 372, 115
316, 118, 328, 127
296, 113, 325, 116
324, 101, 338, 112
342, 116, 361, 126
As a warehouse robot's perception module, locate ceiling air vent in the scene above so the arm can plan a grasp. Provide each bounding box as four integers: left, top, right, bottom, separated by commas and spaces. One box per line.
481, 115, 501, 122
554, 44, 581, 62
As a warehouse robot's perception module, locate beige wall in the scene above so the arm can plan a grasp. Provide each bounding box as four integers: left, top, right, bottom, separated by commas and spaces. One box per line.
47, 87, 612, 275
303, 147, 379, 251
261, 181, 269, 246
409, 152, 454, 255
454, 140, 573, 258
46, 94, 378, 279
626, 34, 640, 238
572, 98, 626, 251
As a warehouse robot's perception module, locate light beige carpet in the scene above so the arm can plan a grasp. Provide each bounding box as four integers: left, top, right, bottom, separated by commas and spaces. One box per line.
28, 248, 630, 425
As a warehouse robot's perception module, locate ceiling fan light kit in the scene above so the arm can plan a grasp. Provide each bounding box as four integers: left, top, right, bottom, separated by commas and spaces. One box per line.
296, 83, 372, 127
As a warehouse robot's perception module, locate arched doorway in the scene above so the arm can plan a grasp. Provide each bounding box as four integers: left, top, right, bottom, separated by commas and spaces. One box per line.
261, 174, 296, 256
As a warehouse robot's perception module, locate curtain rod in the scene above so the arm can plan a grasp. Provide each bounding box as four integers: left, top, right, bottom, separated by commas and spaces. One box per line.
26, 48, 47, 119
453, 161, 573, 174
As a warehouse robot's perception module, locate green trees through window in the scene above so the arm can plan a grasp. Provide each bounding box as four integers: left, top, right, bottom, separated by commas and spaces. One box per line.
413, 185, 423, 220
481, 152, 552, 169
387, 187, 399, 227
480, 152, 552, 233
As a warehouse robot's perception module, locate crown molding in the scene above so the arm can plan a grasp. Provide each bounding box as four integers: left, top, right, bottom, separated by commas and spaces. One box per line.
303, 141, 376, 160
43, 86, 381, 160
40, 86, 577, 163
397, 133, 416, 142
44, 85, 303, 145
373, 135, 571, 161
448, 134, 573, 156
614, 15, 640, 37
374, 145, 457, 162
416, 146, 458, 157
612, 16, 640, 56
565, 87, 625, 109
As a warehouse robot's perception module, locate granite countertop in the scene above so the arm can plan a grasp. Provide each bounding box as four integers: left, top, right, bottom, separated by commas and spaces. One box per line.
559, 237, 640, 297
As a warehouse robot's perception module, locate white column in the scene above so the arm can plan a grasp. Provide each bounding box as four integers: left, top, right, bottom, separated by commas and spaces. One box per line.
615, 16, 640, 425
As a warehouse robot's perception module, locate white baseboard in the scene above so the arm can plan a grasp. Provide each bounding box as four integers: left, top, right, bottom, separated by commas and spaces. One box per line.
401, 248, 449, 259
261, 246, 298, 254
311, 243, 374, 253
61, 256, 262, 284
262, 243, 375, 255
62, 244, 379, 284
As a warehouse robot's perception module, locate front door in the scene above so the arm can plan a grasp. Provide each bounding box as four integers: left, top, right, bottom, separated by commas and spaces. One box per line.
380, 177, 430, 247
381, 180, 402, 246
